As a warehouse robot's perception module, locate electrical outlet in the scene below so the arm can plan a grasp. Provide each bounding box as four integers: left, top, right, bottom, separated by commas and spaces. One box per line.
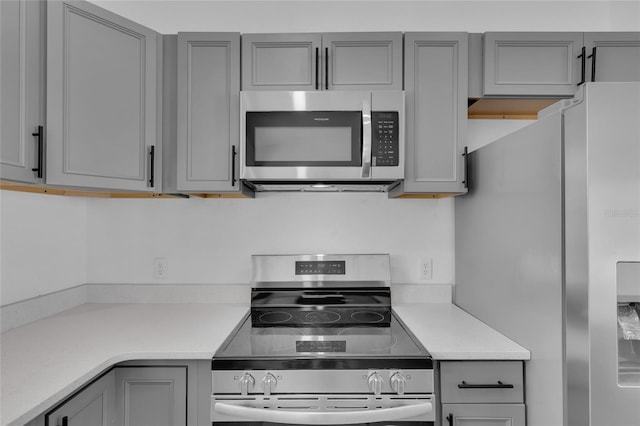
419, 258, 433, 281
154, 257, 168, 279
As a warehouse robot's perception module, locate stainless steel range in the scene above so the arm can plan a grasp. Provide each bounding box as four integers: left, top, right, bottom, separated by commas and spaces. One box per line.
211, 254, 435, 425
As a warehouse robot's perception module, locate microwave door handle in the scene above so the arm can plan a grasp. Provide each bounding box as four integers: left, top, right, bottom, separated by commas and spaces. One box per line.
214, 401, 433, 425
361, 99, 372, 178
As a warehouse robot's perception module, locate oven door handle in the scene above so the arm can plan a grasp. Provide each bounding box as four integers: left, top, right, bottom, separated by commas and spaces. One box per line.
213, 401, 433, 425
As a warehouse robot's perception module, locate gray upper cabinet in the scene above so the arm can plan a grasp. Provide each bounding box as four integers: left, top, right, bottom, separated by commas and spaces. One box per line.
242, 33, 321, 90
391, 32, 468, 197
583, 32, 640, 83
242, 32, 402, 91
482, 32, 583, 97
1, 0, 45, 184
45, 370, 115, 426
177, 32, 246, 193
322, 33, 403, 90
46, 0, 161, 192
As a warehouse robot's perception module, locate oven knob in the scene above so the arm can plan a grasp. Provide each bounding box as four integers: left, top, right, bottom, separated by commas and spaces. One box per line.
238, 373, 255, 395
367, 372, 384, 395
262, 373, 277, 396
390, 372, 407, 395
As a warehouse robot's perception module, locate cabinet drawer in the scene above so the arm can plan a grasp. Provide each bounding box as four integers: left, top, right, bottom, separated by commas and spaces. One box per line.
440, 361, 523, 403
441, 403, 526, 426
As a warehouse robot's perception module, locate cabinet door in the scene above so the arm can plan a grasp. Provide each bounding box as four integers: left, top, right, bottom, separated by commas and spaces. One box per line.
114, 366, 187, 426
1, 0, 44, 183
242, 33, 321, 90
45, 370, 115, 426
393, 32, 467, 196
584, 32, 640, 82
483, 32, 583, 96
442, 404, 526, 426
177, 32, 242, 192
322, 32, 403, 90
46, 0, 160, 192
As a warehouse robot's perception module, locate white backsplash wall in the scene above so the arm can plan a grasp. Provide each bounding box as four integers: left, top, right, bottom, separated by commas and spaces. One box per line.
0, 190, 88, 305
86, 193, 454, 285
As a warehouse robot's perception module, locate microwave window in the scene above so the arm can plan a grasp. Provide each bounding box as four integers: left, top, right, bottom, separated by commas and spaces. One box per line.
255, 127, 352, 162
246, 111, 362, 166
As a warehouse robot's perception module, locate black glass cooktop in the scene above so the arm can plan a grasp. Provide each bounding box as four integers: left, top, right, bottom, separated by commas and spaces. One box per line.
212, 311, 432, 370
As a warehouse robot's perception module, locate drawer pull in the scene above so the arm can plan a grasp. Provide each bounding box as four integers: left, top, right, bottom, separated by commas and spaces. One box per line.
458, 380, 514, 389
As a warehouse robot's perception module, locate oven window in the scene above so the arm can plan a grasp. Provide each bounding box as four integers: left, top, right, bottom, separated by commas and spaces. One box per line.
246, 111, 362, 167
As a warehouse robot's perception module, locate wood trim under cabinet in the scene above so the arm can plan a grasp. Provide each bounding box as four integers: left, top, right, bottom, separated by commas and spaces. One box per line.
468, 98, 560, 119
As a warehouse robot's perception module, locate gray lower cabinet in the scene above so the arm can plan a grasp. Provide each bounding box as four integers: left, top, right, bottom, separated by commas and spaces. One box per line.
390, 32, 468, 197
441, 404, 526, 426
0, 0, 45, 184
439, 361, 525, 426
114, 366, 187, 426
45, 0, 161, 192
176, 32, 247, 193
45, 369, 116, 426
482, 32, 583, 97
583, 32, 640, 82
242, 32, 403, 91
35, 361, 207, 426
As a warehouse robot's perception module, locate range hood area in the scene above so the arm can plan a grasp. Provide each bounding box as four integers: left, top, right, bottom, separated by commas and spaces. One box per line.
243, 180, 402, 193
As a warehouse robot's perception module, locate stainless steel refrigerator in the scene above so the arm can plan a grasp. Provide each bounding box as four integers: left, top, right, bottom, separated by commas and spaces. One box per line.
455, 82, 640, 426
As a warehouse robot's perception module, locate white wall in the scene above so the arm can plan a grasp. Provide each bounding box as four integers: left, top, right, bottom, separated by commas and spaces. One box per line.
2, 0, 638, 306
0, 191, 88, 305
92, 1, 640, 34
86, 194, 454, 285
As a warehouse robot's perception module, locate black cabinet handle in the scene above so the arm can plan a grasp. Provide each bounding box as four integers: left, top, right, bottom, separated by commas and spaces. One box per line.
458, 380, 514, 389
32, 125, 44, 178
325, 47, 329, 90
315, 48, 319, 90
588, 47, 597, 82
61, 416, 69, 426
577, 46, 586, 86
462, 146, 469, 189
148, 146, 155, 188
446, 413, 454, 426
231, 145, 237, 187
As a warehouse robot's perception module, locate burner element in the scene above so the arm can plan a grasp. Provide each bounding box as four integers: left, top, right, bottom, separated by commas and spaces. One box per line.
351, 311, 386, 324
304, 311, 341, 324
259, 311, 293, 324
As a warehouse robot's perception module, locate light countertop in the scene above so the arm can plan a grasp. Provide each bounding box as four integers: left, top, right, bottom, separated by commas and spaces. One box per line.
394, 303, 530, 360
1, 302, 529, 426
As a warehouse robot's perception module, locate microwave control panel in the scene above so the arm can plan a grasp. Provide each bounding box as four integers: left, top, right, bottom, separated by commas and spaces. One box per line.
371, 112, 399, 167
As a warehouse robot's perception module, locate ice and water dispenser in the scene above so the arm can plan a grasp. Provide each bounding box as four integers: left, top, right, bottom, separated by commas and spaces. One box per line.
617, 262, 640, 387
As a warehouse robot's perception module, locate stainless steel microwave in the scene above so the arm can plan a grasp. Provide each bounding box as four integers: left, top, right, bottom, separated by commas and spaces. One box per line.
240, 91, 405, 192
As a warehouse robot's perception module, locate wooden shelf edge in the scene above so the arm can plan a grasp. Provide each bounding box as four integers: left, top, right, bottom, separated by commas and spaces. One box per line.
1, 181, 183, 198
468, 98, 560, 120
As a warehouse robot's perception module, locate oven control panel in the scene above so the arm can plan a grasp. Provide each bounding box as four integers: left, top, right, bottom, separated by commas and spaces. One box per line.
295, 260, 346, 275
212, 369, 434, 395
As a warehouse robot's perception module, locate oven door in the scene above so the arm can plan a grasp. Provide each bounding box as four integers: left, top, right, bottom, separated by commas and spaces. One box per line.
211, 394, 435, 425
240, 91, 372, 181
